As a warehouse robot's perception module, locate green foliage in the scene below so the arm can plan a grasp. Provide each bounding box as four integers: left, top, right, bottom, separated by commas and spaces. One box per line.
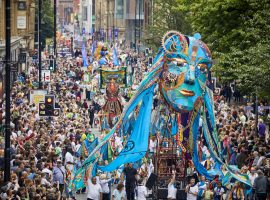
144, 0, 192, 50
176, 0, 270, 96
42, 0, 54, 38
35, 0, 54, 50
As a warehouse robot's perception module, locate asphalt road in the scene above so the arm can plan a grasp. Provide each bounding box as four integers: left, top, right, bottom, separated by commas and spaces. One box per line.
75, 193, 87, 200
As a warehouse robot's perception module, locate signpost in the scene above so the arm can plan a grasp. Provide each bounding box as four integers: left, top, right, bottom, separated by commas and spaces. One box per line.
41, 70, 51, 82
29, 90, 48, 105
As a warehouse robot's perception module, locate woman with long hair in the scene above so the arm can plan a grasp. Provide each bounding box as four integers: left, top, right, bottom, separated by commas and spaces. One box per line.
229, 182, 244, 200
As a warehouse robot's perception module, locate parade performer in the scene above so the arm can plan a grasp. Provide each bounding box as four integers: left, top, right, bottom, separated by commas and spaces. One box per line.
71, 31, 251, 190
103, 78, 123, 128
98, 45, 110, 66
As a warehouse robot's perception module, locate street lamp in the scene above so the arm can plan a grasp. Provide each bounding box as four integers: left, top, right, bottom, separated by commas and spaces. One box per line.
4, 0, 11, 183
38, 0, 42, 89
54, 0, 57, 59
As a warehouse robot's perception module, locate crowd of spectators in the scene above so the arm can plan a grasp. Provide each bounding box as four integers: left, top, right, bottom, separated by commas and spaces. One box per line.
0, 41, 269, 200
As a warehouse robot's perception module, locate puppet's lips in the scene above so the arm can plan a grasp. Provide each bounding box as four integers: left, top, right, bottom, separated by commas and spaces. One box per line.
180, 89, 195, 96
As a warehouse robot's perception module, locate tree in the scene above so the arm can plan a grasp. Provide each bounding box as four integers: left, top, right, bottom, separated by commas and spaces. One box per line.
35, 0, 54, 50
176, 0, 270, 96
144, 0, 192, 50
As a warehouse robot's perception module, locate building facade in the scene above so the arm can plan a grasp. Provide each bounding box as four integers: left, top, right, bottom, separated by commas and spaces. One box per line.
57, 0, 153, 45
58, 0, 73, 25
0, 0, 36, 83
0, 0, 35, 87
93, 0, 152, 46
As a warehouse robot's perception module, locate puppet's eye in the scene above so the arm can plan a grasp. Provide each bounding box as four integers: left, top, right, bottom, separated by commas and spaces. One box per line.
172, 58, 186, 67
198, 63, 208, 73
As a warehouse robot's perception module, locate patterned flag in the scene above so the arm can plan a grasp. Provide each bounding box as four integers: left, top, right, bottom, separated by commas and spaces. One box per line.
81, 44, 88, 67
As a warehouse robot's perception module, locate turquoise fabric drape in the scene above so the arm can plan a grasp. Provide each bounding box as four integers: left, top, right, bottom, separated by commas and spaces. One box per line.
98, 84, 155, 171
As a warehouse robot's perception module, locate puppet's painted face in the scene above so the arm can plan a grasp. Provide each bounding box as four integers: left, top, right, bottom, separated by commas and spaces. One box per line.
159, 33, 212, 111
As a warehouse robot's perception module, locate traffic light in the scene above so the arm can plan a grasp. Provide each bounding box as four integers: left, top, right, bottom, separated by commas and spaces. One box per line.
53, 108, 60, 117
145, 48, 149, 56
148, 57, 153, 67
45, 95, 54, 116
49, 59, 55, 71
39, 95, 60, 116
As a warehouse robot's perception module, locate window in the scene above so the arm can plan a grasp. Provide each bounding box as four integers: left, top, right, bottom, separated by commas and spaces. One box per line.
92, 0, 95, 15
82, 6, 87, 21
116, 0, 124, 19
18, 2, 27, 10
126, 0, 130, 14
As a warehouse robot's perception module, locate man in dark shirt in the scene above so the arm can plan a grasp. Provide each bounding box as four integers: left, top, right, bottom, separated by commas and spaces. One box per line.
253, 170, 268, 200
122, 163, 138, 200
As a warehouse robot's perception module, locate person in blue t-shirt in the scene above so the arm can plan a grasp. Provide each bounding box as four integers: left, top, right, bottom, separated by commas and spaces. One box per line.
196, 175, 207, 200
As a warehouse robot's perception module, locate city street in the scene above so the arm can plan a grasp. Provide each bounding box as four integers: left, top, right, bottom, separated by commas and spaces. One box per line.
0, 0, 270, 200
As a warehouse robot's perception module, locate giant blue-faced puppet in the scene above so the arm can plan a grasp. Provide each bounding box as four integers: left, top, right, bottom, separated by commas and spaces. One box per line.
71, 31, 251, 190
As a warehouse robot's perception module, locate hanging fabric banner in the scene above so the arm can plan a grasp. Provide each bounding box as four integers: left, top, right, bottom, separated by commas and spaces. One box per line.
98, 84, 155, 172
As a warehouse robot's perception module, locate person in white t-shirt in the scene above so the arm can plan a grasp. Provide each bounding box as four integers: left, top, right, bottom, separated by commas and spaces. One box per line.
112, 182, 125, 200
149, 136, 157, 154
87, 176, 103, 200
99, 174, 112, 200
168, 172, 177, 200
64, 149, 74, 165
136, 178, 148, 200
248, 167, 258, 200
42, 164, 52, 181
185, 178, 198, 200
75, 141, 81, 153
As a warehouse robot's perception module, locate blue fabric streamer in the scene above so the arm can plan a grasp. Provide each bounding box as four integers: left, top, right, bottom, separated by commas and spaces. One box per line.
192, 113, 217, 180
98, 84, 155, 172
171, 115, 178, 136
76, 138, 99, 157
98, 57, 108, 66
89, 41, 96, 63
82, 44, 89, 67
87, 138, 99, 153
113, 47, 120, 66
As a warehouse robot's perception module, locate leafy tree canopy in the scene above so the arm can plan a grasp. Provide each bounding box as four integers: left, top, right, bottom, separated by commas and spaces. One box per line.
143, 0, 192, 51
176, 0, 270, 96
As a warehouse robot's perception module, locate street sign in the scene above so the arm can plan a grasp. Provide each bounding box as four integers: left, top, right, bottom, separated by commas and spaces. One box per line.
10, 63, 18, 72
29, 90, 48, 105
41, 70, 51, 82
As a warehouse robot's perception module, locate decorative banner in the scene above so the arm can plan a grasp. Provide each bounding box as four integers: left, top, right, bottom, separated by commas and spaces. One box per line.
100, 67, 127, 89
29, 90, 48, 105
98, 85, 155, 172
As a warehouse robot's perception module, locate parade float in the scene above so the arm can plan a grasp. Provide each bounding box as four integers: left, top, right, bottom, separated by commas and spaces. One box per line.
71, 31, 251, 198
